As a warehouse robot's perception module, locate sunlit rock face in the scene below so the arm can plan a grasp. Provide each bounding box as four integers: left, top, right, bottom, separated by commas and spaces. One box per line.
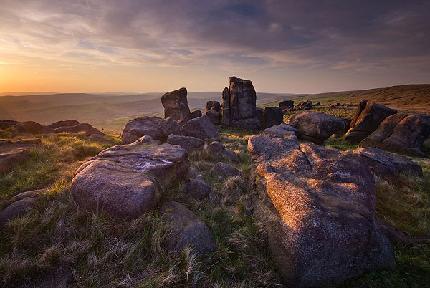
161, 87, 191, 122
248, 125, 395, 287
221, 77, 260, 130
71, 138, 189, 218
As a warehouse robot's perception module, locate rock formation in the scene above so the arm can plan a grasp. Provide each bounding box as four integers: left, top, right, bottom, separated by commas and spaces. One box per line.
262, 107, 283, 128
345, 100, 397, 144
71, 137, 189, 218
122, 116, 180, 144
161, 87, 191, 122
166, 134, 204, 152
248, 124, 395, 287
180, 115, 219, 140
205, 100, 222, 124
361, 113, 430, 157
289, 111, 347, 144
221, 77, 260, 130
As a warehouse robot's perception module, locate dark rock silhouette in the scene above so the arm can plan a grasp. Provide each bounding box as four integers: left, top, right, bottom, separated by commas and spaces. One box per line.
279, 100, 294, 111
161, 87, 191, 122
205, 100, 221, 124
262, 107, 283, 128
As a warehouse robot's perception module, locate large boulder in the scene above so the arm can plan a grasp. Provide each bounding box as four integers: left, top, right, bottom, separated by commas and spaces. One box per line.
361, 113, 430, 157
345, 100, 397, 144
181, 115, 219, 140
248, 132, 395, 287
262, 107, 283, 128
122, 117, 179, 144
166, 134, 204, 153
221, 77, 260, 130
161, 87, 191, 122
161, 201, 216, 255
71, 139, 189, 218
353, 147, 423, 182
289, 111, 347, 144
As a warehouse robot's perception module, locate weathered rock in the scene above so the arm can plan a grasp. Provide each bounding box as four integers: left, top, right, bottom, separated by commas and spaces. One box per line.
361, 113, 430, 157
161, 87, 191, 122
71, 140, 189, 218
210, 162, 241, 179
289, 111, 347, 144
181, 115, 219, 140
262, 107, 283, 128
48, 120, 80, 129
248, 132, 395, 287
279, 100, 294, 111
183, 178, 211, 200
263, 123, 297, 138
53, 122, 104, 136
161, 201, 216, 255
0, 189, 44, 226
122, 117, 180, 144
353, 147, 423, 182
190, 110, 202, 119
345, 100, 397, 144
221, 77, 260, 129
167, 134, 204, 152
295, 100, 312, 110
206, 101, 222, 125
204, 141, 240, 162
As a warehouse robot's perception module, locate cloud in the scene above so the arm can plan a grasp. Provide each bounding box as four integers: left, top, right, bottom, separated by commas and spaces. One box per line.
0, 0, 429, 78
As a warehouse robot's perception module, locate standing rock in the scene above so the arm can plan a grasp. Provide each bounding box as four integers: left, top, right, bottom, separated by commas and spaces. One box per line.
181, 115, 219, 140
161, 87, 191, 122
71, 140, 189, 218
345, 100, 397, 144
289, 111, 347, 144
167, 134, 204, 153
161, 201, 216, 255
262, 107, 284, 128
122, 117, 179, 144
248, 132, 395, 287
221, 77, 261, 130
353, 147, 423, 182
361, 113, 430, 157
279, 100, 294, 111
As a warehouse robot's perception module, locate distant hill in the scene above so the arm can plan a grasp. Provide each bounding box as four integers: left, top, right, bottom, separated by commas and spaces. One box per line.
0, 91, 288, 132
297, 84, 430, 114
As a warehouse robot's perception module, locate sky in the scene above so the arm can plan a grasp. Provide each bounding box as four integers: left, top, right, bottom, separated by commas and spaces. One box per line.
0, 0, 429, 94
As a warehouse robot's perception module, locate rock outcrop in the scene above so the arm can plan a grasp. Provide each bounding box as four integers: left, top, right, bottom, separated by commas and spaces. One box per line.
166, 134, 204, 153
183, 177, 212, 200
122, 117, 179, 144
361, 113, 430, 157
181, 115, 219, 140
71, 138, 189, 218
345, 100, 397, 144
161, 87, 191, 122
221, 77, 260, 130
289, 111, 347, 144
161, 201, 216, 255
248, 128, 395, 287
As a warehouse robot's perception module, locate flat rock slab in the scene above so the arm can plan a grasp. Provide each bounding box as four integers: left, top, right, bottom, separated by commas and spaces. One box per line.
248, 132, 395, 287
71, 139, 189, 218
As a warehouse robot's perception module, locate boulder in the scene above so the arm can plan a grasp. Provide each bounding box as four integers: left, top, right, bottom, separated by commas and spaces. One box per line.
161, 87, 191, 122
161, 201, 216, 255
361, 113, 430, 157
221, 77, 260, 129
122, 117, 179, 144
0, 189, 44, 226
345, 100, 397, 144
262, 107, 283, 128
206, 101, 222, 125
353, 147, 423, 182
204, 141, 240, 162
263, 123, 297, 139
53, 122, 104, 136
289, 111, 347, 144
190, 110, 202, 119
295, 100, 312, 110
210, 162, 241, 179
71, 139, 189, 218
181, 115, 219, 140
183, 178, 212, 200
248, 132, 395, 287
167, 134, 204, 153
279, 100, 294, 111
